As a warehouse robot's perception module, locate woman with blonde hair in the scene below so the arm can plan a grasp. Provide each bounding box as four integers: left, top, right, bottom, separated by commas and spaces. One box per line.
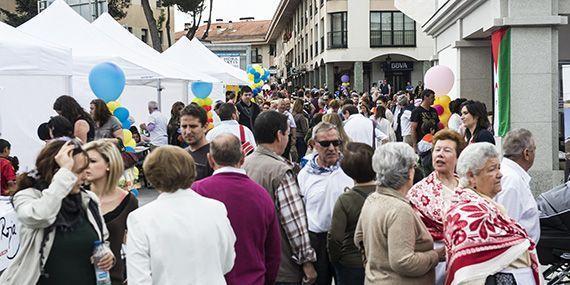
84, 140, 138, 285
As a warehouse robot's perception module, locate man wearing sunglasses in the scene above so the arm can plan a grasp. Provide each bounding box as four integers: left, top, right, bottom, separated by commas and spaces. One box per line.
298, 122, 354, 285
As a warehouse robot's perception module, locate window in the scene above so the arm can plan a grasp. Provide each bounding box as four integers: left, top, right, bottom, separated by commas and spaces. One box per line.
251, 48, 262, 63
141, 28, 148, 43
156, 0, 162, 7
269, 44, 276, 56
126, 26, 132, 33
328, 12, 347, 49
370, 11, 416, 47
158, 30, 163, 44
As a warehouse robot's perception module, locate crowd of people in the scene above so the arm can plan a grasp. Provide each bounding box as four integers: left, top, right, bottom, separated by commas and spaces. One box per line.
0, 81, 542, 285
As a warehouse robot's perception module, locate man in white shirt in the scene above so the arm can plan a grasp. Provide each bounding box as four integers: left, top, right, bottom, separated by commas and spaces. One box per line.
393, 96, 414, 147
341, 104, 387, 148
140, 101, 168, 147
495, 128, 540, 243
206, 103, 257, 149
298, 122, 354, 285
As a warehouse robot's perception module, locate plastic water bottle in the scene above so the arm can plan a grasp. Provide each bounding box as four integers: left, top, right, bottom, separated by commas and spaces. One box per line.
93, 241, 112, 285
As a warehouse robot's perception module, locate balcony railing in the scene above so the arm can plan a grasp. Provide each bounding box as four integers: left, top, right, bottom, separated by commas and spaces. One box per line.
327, 31, 347, 49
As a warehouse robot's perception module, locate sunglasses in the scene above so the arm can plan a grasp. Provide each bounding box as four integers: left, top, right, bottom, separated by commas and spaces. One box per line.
317, 140, 342, 147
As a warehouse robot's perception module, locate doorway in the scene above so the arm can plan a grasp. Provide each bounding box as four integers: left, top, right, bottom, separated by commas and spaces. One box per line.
385, 71, 411, 93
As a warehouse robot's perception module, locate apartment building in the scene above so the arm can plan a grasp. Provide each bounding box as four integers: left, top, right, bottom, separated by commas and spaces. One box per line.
266, 0, 435, 93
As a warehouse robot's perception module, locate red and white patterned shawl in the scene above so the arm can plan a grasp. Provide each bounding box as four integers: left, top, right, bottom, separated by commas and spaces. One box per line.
407, 171, 455, 241
443, 187, 539, 285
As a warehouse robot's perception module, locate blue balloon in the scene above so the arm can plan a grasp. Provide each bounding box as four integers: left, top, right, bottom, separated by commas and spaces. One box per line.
131, 188, 139, 197
121, 119, 132, 129
191, 82, 213, 99
125, 146, 135, 152
254, 77, 261, 83
88, 62, 126, 102
263, 72, 270, 81
114, 107, 130, 122
252, 89, 259, 95
246, 65, 254, 74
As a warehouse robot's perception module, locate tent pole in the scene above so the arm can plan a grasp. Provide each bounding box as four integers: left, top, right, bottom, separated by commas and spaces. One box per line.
157, 79, 162, 111
183, 80, 189, 104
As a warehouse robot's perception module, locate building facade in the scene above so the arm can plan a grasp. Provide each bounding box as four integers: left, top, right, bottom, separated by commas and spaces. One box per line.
267, 0, 435, 93
397, 0, 570, 193
175, 20, 275, 71
118, 0, 174, 51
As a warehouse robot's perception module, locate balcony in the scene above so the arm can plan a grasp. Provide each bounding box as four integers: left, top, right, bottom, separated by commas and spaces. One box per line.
327, 31, 347, 49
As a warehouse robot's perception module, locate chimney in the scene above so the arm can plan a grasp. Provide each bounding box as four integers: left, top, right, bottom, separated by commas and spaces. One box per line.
239, 17, 255, 21
216, 18, 224, 22
184, 23, 191, 30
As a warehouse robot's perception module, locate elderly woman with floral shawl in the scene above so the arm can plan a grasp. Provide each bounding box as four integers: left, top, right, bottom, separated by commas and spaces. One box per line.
444, 143, 539, 285
407, 130, 465, 284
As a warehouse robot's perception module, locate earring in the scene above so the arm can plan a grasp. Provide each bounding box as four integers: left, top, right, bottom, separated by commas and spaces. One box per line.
106, 168, 110, 172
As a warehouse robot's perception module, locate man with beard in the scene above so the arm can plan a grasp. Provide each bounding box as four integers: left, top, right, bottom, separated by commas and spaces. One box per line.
180, 104, 213, 181
298, 122, 354, 285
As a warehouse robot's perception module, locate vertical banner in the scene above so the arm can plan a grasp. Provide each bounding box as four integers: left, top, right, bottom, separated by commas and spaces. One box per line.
491, 28, 511, 137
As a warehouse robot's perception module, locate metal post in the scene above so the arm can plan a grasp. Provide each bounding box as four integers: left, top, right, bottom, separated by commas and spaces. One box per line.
157, 79, 163, 111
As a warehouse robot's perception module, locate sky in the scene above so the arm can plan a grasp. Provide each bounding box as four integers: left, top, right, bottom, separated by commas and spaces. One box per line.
174, 0, 280, 32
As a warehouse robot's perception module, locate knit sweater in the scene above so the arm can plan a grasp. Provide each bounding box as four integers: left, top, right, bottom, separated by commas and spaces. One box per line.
192, 169, 281, 285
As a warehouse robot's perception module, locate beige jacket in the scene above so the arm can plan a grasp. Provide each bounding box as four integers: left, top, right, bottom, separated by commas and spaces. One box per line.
0, 168, 109, 285
355, 187, 439, 284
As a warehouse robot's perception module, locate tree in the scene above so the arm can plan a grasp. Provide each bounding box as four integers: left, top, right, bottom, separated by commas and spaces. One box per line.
140, 0, 163, 51
107, 0, 130, 20
162, 0, 206, 40
201, 0, 212, 40
0, 0, 37, 27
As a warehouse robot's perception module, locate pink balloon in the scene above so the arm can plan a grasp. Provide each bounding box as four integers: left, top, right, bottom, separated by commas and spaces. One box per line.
424, 65, 454, 96
433, 104, 444, 115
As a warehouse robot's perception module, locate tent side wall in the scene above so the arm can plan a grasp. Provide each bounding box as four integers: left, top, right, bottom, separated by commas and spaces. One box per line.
0, 75, 71, 171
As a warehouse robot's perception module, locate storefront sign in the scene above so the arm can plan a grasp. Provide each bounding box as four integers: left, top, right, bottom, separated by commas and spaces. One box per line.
383, 61, 414, 71
216, 52, 242, 69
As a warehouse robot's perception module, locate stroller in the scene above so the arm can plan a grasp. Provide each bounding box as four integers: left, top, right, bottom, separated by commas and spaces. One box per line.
537, 182, 570, 284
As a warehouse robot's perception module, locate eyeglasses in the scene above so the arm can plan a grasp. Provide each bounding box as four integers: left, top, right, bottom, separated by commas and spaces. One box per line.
317, 140, 342, 147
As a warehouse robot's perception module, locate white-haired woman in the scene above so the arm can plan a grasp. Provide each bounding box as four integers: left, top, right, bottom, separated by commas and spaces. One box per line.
355, 142, 444, 284
444, 142, 539, 285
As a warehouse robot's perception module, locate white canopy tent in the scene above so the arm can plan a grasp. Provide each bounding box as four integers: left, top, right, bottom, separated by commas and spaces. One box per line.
19, 0, 219, 125
0, 21, 73, 170
162, 37, 250, 87
91, 13, 225, 111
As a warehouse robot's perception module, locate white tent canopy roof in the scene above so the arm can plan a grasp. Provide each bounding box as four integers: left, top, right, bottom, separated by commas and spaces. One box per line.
162, 37, 249, 86
18, 0, 216, 83
0, 21, 72, 76
91, 13, 219, 83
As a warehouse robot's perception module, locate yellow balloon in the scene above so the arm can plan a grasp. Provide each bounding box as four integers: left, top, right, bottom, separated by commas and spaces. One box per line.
248, 74, 254, 82
133, 167, 139, 177
204, 98, 213, 106
123, 129, 132, 142
207, 111, 213, 119
107, 101, 121, 113
439, 113, 451, 126
439, 95, 451, 107
125, 140, 136, 148
192, 97, 205, 106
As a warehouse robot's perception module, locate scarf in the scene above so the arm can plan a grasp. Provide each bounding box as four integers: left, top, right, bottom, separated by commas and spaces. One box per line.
407, 171, 457, 241
305, 154, 341, 175
444, 187, 539, 285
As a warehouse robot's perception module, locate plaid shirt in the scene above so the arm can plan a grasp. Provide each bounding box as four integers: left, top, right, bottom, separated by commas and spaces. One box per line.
275, 171, 317, 264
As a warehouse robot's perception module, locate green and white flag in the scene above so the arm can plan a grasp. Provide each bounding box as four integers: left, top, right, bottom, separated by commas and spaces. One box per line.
492, 28, 511, 137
